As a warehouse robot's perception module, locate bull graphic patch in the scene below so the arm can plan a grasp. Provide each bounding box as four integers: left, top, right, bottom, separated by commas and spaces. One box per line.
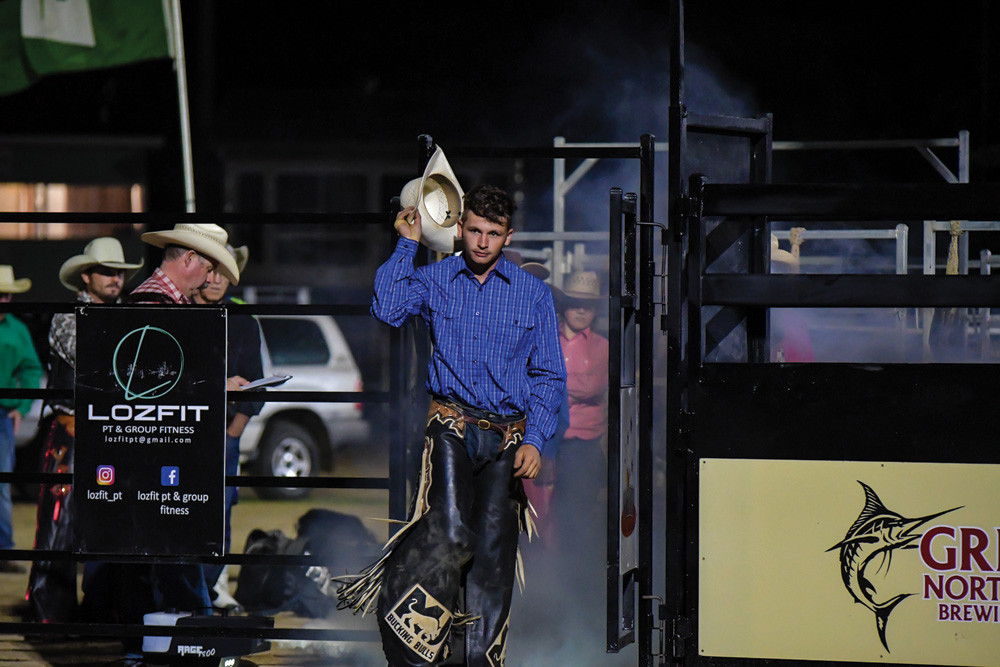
486, 614, 509, 666
386, 584, 453, 662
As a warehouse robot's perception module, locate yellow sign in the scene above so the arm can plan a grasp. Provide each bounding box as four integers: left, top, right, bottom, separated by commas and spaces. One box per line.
699, 459, 1000, 665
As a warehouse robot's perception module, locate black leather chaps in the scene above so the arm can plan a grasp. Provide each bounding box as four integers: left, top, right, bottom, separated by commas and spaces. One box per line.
377, 403, 525, 666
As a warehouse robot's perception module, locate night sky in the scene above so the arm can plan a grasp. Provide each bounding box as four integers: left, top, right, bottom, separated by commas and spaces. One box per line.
2, 1, 999, 179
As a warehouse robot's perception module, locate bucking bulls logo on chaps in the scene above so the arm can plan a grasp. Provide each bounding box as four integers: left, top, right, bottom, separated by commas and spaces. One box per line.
386, 584, 453, 662
828, 481, 959, 652
486, 615, 509, 666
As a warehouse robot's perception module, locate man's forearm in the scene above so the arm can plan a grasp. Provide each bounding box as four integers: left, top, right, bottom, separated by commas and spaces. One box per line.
227, 412, 250, 438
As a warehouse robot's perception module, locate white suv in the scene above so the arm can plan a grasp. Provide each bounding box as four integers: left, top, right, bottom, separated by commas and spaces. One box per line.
240, 314, 370, 499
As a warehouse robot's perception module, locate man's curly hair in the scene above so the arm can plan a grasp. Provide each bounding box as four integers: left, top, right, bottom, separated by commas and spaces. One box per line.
462, 184, 516, 228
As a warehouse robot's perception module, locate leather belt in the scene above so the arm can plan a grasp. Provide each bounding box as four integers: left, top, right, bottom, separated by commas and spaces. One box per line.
460, 414, 513, 436
430, 398, 526, 453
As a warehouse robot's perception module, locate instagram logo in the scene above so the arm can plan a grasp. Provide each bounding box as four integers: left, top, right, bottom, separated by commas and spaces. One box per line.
96, 465, 115, 486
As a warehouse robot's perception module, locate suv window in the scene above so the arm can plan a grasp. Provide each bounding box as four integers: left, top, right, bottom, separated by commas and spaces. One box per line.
259, 318, 331, 365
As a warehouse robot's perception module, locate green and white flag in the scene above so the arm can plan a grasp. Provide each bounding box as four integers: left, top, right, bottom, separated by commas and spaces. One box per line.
0, 0, 174, 95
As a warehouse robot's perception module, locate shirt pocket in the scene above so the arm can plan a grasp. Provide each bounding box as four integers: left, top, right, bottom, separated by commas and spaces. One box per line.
428, 299, 464, 359
491, 305, 535, 360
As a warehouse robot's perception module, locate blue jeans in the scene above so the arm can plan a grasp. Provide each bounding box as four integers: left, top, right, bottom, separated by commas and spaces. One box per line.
203, 434, 240, 590
151, 563, 212, 613
0, 414, 15, 550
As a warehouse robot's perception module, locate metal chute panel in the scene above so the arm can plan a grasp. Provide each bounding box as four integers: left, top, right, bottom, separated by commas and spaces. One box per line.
690, 362, 1000, 666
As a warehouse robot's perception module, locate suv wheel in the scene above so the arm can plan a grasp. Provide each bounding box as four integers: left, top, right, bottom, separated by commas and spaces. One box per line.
251, 421, 318, 500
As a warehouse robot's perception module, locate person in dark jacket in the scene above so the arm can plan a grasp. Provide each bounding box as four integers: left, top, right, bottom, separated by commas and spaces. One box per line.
194, 243, 264, 611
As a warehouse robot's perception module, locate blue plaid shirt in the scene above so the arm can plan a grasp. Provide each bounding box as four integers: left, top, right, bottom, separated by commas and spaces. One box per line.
373, 238, 567, 454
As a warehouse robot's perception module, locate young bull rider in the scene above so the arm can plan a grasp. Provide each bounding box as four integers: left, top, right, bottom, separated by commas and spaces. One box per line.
335, 184, 566, 665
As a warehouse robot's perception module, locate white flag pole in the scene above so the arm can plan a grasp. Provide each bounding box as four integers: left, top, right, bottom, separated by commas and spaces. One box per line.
167, 0, 196, 212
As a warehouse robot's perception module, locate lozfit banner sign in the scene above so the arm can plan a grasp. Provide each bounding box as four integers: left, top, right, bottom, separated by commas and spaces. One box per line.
699, 458, 1000, 666
73, 306, 226, 556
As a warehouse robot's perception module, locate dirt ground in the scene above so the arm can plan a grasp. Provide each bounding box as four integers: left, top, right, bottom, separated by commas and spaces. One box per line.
0, 440, 391, 666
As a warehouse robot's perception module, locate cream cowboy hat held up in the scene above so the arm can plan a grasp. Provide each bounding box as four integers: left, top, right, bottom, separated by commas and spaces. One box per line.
399, 146, 465, 253
141, 223, 240, 285
0, 265, 30, 293
59, 237, 144, 292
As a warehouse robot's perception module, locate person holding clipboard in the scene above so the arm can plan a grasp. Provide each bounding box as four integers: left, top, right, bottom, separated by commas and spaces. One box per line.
193, 242, 265, 612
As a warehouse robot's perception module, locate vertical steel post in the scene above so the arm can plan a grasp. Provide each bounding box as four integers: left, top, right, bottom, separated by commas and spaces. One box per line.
686, 175, 707, 371
981, 249, 991, 360
665, 1, 689, 664
608, 187, 638, 651
388, 327, 407, 521
638, 134, 656, 666
554, 136, 567, 285
386, 134, 438, 520
747, 114, 773, 362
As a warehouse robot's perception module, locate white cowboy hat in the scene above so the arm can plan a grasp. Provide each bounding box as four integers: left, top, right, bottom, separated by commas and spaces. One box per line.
399, 146, 465, 253
59, 237, 144, 292
0, 265, 30, 293
141, 223, 240, 285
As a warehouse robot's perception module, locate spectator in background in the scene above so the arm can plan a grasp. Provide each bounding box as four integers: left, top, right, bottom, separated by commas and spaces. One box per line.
27, 238, 142, 622
770, 232, 815, 362
550, 271, 609, 568
504, 252, 569, 543
0, 265, 42, 573
193, 243, 264, 612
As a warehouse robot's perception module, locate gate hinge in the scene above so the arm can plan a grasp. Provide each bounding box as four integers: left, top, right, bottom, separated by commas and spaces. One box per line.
642, 595, 669, 664
671, 615, 692, 660
678, 195, 700, 220
674, 195, 702, 240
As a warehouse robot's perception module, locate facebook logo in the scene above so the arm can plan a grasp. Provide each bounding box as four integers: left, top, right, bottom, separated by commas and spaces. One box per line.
161, 466, 180, 486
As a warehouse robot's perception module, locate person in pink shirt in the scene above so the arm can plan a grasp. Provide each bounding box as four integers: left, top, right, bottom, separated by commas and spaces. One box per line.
550, 271, 609, 569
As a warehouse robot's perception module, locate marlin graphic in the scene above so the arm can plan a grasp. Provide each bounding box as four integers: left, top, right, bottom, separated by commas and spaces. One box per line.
827, 481, 960, 652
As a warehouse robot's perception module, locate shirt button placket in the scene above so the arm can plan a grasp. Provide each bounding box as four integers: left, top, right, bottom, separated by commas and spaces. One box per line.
473, 291, 483, 387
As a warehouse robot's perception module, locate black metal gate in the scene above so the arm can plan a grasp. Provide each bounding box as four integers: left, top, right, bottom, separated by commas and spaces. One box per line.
646, 3, 1000, 665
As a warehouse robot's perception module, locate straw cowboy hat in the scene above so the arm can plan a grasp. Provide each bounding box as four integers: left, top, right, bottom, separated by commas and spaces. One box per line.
141, 223, 240, 284
399, 146, 465, 253
554, 270, 605, 310
0, 265, 30, 293
59, 237, 144, 292
562, 270, 604, 301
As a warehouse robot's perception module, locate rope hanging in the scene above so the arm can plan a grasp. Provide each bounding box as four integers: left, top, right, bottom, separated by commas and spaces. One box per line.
946, 220, 963, 275
788, 227, 805, 264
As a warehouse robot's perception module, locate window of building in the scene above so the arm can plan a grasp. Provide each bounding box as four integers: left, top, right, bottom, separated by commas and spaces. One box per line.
0, 182, 144, 238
